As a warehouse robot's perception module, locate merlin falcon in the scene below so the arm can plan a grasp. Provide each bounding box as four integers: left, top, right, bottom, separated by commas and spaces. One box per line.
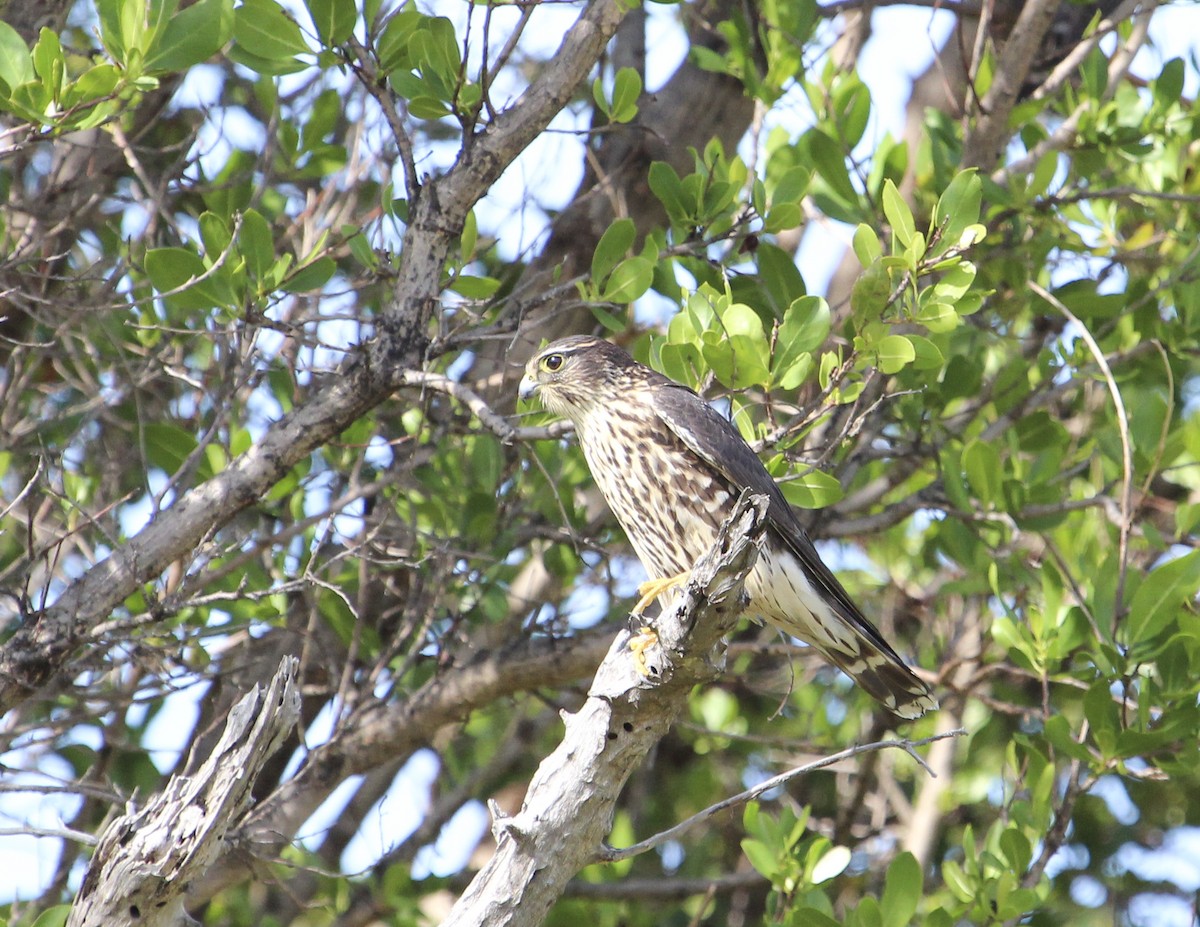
519, 335, 936, 720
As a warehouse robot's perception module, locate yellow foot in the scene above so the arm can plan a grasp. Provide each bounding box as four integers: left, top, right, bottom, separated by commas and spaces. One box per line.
631, 571, 691, 616
628, 626, 660, 676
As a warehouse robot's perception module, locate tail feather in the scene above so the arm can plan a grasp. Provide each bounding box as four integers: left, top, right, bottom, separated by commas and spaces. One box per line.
825, 639, 937, 720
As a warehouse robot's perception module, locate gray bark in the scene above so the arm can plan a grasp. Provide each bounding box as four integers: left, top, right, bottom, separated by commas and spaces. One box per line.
67, 658, 302, 927
441, 490, 770, 927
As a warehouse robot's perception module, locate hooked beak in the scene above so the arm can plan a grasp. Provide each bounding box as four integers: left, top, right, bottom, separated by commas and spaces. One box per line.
517, 373, 539, 402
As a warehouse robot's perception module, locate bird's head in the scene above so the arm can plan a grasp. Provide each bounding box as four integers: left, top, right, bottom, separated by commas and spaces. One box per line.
518, 335, 641, 422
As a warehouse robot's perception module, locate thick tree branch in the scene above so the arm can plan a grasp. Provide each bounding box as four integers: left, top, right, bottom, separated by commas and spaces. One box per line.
961, 0, 1060, 169
67, 658, 302, 927
441, 490, 770, 927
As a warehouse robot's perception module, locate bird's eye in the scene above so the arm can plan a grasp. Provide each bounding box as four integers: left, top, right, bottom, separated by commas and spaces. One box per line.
541, 353, 564, 372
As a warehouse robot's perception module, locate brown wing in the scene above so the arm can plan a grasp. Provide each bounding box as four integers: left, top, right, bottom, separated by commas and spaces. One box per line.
648, 380, 912, 665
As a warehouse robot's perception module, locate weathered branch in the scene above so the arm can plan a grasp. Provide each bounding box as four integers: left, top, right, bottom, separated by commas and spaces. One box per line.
440, 490, 770, 927
67, 658, 302, 927
187, 629, 615, 904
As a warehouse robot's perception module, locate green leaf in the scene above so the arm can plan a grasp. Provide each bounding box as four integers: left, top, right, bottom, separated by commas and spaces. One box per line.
592, 218, 635, 283
853, 223, 882, 266
962, 438, 1001, 507
762, 201, 802, 233
906, 334, 944, 370
607, 66, 642, 123
832, 77, 871, 147
239, 208, 275, 282
1126, 550, 1200, 643
856, 897, 885, 927
405, 94, 450, 119
756, 242, 807, 314
851, 261, 891, 319
460, 208, 478, 262
376, 8, 420, 74
600, 256, 653, 303
145, 0, 234, 72
875, 333, 915, 374
589, 304, 626, 332
999, 828, 1032, 875
143, 423, 198, 474
234, 0, 310, 62
282, 256, 336, 292
740, 837, 779, 880
347, 230, 379, 271
1043, 714, 1091, 762
411, 16, 461, 99
449, 275, 500, 299
1084, 680, 1119, 756
1153, 57, 1184, 111
0, 22, 34, 90
306, 0, 356, 46
916, 299, 959, 333
32, 28, 64, 92
931, 169, 982, 255
1081, 46, 1108, 100
702, 303, 771, 388
805, 129, 859, 211
29, 905, 71, 927
199, 211, 232, 262
932, 261, 976, 301
764, 165, 811, 231
144, 247, 228, 310
810, 845, 851, 884
791, 910, 842, 927
62, 63, 121, 110
648, 161, 688, 221
941, 859, 974, 903
882, 179, 915, 249
882, 853, 921, 927
778, 467, 844, 509
778, 295, 830, 357
96, 0, 143, 63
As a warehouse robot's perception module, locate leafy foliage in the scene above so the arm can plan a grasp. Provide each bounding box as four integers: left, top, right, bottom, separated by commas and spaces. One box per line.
0, 0, 1198, 925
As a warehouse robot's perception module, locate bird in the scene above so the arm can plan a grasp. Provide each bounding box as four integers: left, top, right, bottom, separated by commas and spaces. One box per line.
518, 334, 936, 720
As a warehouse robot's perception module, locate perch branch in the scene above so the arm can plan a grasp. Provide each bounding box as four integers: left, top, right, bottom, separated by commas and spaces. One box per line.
440, 490, 771, 927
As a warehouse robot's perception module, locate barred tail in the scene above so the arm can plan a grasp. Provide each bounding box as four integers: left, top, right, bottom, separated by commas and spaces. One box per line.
824, 637, 938, 720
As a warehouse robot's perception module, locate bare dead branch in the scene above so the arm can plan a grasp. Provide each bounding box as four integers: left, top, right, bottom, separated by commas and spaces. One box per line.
67, 658, 302, 927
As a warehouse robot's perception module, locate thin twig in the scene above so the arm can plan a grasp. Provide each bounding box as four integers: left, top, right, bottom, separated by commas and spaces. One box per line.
1027, 0, 1143, 103
0, 825, 98, 846
595, 729, 966, 863
397, 369, 573, 442
1028, 282, 1133, 632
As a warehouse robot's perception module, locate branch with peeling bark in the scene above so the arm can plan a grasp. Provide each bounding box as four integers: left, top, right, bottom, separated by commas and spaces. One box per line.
67, 658, 302, 927
441, 490, 770, 927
